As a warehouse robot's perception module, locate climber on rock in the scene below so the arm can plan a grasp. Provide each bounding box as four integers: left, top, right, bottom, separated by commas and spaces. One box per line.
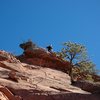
46, 45, 53, 52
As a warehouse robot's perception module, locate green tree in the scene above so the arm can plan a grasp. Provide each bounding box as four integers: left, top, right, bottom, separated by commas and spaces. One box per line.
57, 42, 95, 82
77, 61, 95, 74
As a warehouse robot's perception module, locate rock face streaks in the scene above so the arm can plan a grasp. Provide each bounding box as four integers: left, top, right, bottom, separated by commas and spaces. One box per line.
0, 48, 100, 100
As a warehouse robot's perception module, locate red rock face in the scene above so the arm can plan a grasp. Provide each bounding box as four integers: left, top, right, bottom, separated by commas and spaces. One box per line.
0, 86, 22, 100
17, 93, 100, 100
73, 81, 100, 94
0, 50, 100, 100
0, 50, 20, 63
17, 50, 71, 73
92, 74, 100, 82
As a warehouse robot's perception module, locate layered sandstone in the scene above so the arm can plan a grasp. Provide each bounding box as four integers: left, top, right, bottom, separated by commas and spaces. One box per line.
0, 49, 100, 100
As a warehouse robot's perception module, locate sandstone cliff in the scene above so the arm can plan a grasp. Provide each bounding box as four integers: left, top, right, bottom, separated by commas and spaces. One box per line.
0, 43, 100, 100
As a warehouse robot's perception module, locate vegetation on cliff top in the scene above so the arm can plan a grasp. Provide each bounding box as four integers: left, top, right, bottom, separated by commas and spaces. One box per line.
56, 41, 96, 82
19, 40, 98, 82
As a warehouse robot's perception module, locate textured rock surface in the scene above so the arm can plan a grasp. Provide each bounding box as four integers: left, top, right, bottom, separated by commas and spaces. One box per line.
93, 74, 100, 82
18, 49, 71, 74
0, 86, 22, 100
18, 41, 71, 73
0, 50, 100, 100
73, 81, 100, 93
0, 91, 9, 100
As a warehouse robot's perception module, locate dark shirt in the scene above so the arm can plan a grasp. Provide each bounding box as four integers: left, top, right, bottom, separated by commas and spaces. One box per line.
46, 46, 53, 52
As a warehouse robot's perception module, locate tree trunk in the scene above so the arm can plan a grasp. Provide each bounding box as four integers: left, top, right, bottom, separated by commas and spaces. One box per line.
69, 61, 74, 83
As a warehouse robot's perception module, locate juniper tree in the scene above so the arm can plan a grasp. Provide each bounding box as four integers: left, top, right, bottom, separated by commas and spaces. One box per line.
57, 42, 95, 82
